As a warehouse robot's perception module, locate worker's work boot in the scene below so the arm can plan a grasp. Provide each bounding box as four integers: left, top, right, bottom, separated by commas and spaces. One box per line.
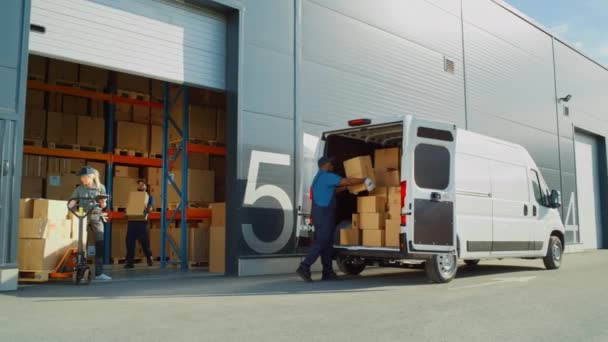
296, 265, 313, 283
321, 272, 342, 281
147, 257, 153, 267
124, 263, 134, 269
95, 274, 112, 281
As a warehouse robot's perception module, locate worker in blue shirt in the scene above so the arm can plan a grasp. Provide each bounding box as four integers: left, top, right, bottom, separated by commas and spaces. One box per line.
125, 179, 154, 268
297, 156, 375, 282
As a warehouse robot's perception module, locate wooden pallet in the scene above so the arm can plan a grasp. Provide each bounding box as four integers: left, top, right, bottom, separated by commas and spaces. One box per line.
24, 139, 43, 147
112, 207, 127, 213
47, 142, 103, 153
52, 79, 101, 92
149, 153, 163, 159
19, 270, 50, 283
117, 89, 150, 101
27, 74, 45, 82
114, 148, 148, 158
168, 202, 206, 210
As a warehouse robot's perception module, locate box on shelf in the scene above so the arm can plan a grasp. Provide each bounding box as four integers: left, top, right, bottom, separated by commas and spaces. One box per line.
90, 100, 105, 117
33, 199, 68, 220
24, 109, 47, 141
340, 228, 361, 245
150, 107, 163, 126
357, 196, 386, 213
385, 219, 401, 247
116, 73, 149, 93
115, 165, 139, 178
216, 108, 225, 143
168, 170, 215, 204
116, 121, 149, 151
210, 202, 225, 227
20, 199, 35, 218
115, 103, 132, 121
48, 158, 86, 175
359, 212, 385, 230
21, 177, 44, 199
209, 225, 225, 273
26, 89, 45, 110
45, 174, 80, 200
77, 116, 105, 147
22, 155, 47, 178
112, 177, 139, 208
86, 161, 106, 183
374, 148, 400, 172
169, 105, 217, 142
79, 65, 108, 90
376, 169, 400, 187
46, 112, 77, 145
19, 218, 72, 240
174, 153, 210, 170
48, 59, 79, 83
150, 125, 162, 155
150, 80, 164, 99
28, 55, 47, 79
18, 237, 77, 271
363, 230, 385, 247
132, 105, 150, 124
343, 156, 375, 194
62, 95, 88, 116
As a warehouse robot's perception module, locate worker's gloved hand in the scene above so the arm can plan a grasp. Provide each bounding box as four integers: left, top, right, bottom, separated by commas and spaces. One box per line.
365, 177, 376, 192
101, 212, 109, 223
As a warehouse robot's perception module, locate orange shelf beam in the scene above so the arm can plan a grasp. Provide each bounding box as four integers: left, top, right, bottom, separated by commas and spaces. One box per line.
111, 155, 162, 167
28, 80, 163, 109
168, 143, 226, 157
23, 146, 110, 161
109, 208, 211, 221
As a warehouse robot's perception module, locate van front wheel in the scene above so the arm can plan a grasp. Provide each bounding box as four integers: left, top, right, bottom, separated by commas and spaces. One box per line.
425, 254, 458, 283
543, 236, 563, 270
336, 257, 366, 276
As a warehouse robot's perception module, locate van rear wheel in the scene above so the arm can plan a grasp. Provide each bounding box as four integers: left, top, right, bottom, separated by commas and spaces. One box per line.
425, 254, 458, 283
336, 257, 366, 276
543, 236, 563, 270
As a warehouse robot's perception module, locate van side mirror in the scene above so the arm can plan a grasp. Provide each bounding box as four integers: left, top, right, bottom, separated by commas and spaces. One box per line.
548, 190, 561, 209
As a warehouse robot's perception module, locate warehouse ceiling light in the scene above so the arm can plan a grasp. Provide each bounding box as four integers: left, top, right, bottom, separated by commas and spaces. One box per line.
559, 94, 573, 103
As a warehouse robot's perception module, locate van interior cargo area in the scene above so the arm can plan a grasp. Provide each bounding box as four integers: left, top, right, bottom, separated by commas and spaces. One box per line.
324, 122, 403, 241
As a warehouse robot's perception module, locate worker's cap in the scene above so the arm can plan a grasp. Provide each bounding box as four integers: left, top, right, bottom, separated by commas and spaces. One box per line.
317, 156, 334, 167
77, 166, 96, 177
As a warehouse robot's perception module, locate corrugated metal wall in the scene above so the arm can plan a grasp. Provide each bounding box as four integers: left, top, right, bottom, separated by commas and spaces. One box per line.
30, 0, 227, 89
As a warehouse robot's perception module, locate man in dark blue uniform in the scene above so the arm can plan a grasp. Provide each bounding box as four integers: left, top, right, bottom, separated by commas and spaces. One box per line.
125, 180, 154, 268
297, 156, 374, 282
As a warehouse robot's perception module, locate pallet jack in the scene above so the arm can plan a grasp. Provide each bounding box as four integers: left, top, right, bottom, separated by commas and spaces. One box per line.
49, 195, 108, 285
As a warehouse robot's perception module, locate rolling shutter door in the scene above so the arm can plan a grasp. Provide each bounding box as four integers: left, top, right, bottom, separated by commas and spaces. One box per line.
29, 0, 226, 89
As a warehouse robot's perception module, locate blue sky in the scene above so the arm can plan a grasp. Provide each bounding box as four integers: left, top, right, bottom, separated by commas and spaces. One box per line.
506, 0, 608, 65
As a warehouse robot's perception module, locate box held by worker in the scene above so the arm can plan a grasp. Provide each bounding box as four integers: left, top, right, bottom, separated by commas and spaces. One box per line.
126, 191, 149, 220
343, 155, 375, 194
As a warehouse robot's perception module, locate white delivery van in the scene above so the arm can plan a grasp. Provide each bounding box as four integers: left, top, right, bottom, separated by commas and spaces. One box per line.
299, 115, 565, 283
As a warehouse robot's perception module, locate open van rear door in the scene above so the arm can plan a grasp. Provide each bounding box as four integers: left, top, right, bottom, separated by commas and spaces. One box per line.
403, 116, 457, 254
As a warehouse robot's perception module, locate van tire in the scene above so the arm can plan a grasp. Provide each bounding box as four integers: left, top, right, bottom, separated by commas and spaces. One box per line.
336, 257, 366, 276
464, 259, 480, 267
425, 254, 458, 283
543, 236, 563, 270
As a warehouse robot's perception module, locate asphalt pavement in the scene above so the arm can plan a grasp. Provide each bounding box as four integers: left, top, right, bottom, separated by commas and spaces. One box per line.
1, 251, 607, 342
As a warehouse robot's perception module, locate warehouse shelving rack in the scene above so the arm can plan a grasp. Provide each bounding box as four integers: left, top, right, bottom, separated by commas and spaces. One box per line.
24, 74, 225, 269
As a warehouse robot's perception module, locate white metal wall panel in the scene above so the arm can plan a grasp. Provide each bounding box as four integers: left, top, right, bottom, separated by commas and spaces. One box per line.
30, 0, 226, 89
301, 0, 466, 129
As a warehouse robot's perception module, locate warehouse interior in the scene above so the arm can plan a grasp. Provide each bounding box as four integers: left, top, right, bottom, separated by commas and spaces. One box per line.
17, 53, 229, 282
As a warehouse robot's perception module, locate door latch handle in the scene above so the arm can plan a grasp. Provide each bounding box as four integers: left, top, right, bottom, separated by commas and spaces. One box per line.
430, 192, 442, 202
523, 204, 529, 216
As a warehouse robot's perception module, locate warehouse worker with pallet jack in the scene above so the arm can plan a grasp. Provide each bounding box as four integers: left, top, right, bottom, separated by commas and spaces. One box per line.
69, 166, 112, 281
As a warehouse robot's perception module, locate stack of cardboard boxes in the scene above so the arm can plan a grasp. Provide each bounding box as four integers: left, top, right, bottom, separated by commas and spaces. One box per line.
340, 148, 402, 248
17, 199, 81, 272
209, 202, 226, 273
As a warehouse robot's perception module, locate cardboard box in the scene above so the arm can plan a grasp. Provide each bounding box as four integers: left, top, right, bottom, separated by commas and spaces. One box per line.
86, 161, 106, 183
210, 203, 226, 227
21, 177, 44, 199
174, 153, 210, 170
28, 54, 47, 78
48, 158, 86, 175
149, 225, 161, 257
33, 199, 68, 220
190, 226, 210, 262
151, 79, 164, 99
116, 121, 149, 151
150, 125, 162, 155
209, 226, 225, 273
340, 228, 361, 245
20, 199, 35, 218
357, 196, 386, 213
363, 230, 385, 247
144, 167, 162, 186
370, 186, 388, 198
150, 107, 163, 126
168, 170, 215, 204
210, 155, 226, 201
45, 174, 81, 200
359, 212, 385, 230
46, 112, 77, 145
343, 156, 375, 194
126, 191, 149, 220
216, 108, 225, 143
385, 219, 401, 247
18, 237, 77, 271
112, 177, 139, 208
90, 100, 105, 117
48, 93, 62, 112
375, 148, 400, 171
115, 165, 139, 178
116, 73, 149, 93
111, 220, 128, 259
387, 187, 401, 206
48, 59, 79, 83
132, 105, 150, 124
22, 155, 47, 177
77, 116, 105, 147
19, 218, 72, 240
352, 214, 360, 230
376, 169, 400, 187
26, 90, 45, 110
169, 105, 217, 142
24, 109, 47, 141
387, 204, 401, 220
79, 65, 108, 90
63, 95, 88, 116
115, 103, 132, 121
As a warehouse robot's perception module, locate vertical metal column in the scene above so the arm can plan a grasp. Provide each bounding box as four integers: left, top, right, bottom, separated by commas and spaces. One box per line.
160, 82, 170, 268
103, 71, 116, 264
180, 87, 190, 270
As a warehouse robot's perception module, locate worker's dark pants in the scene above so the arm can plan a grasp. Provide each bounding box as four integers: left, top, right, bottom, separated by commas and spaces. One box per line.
88, 214, 105, 276
126, 220, 152, 264
301, 203, 337, 276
